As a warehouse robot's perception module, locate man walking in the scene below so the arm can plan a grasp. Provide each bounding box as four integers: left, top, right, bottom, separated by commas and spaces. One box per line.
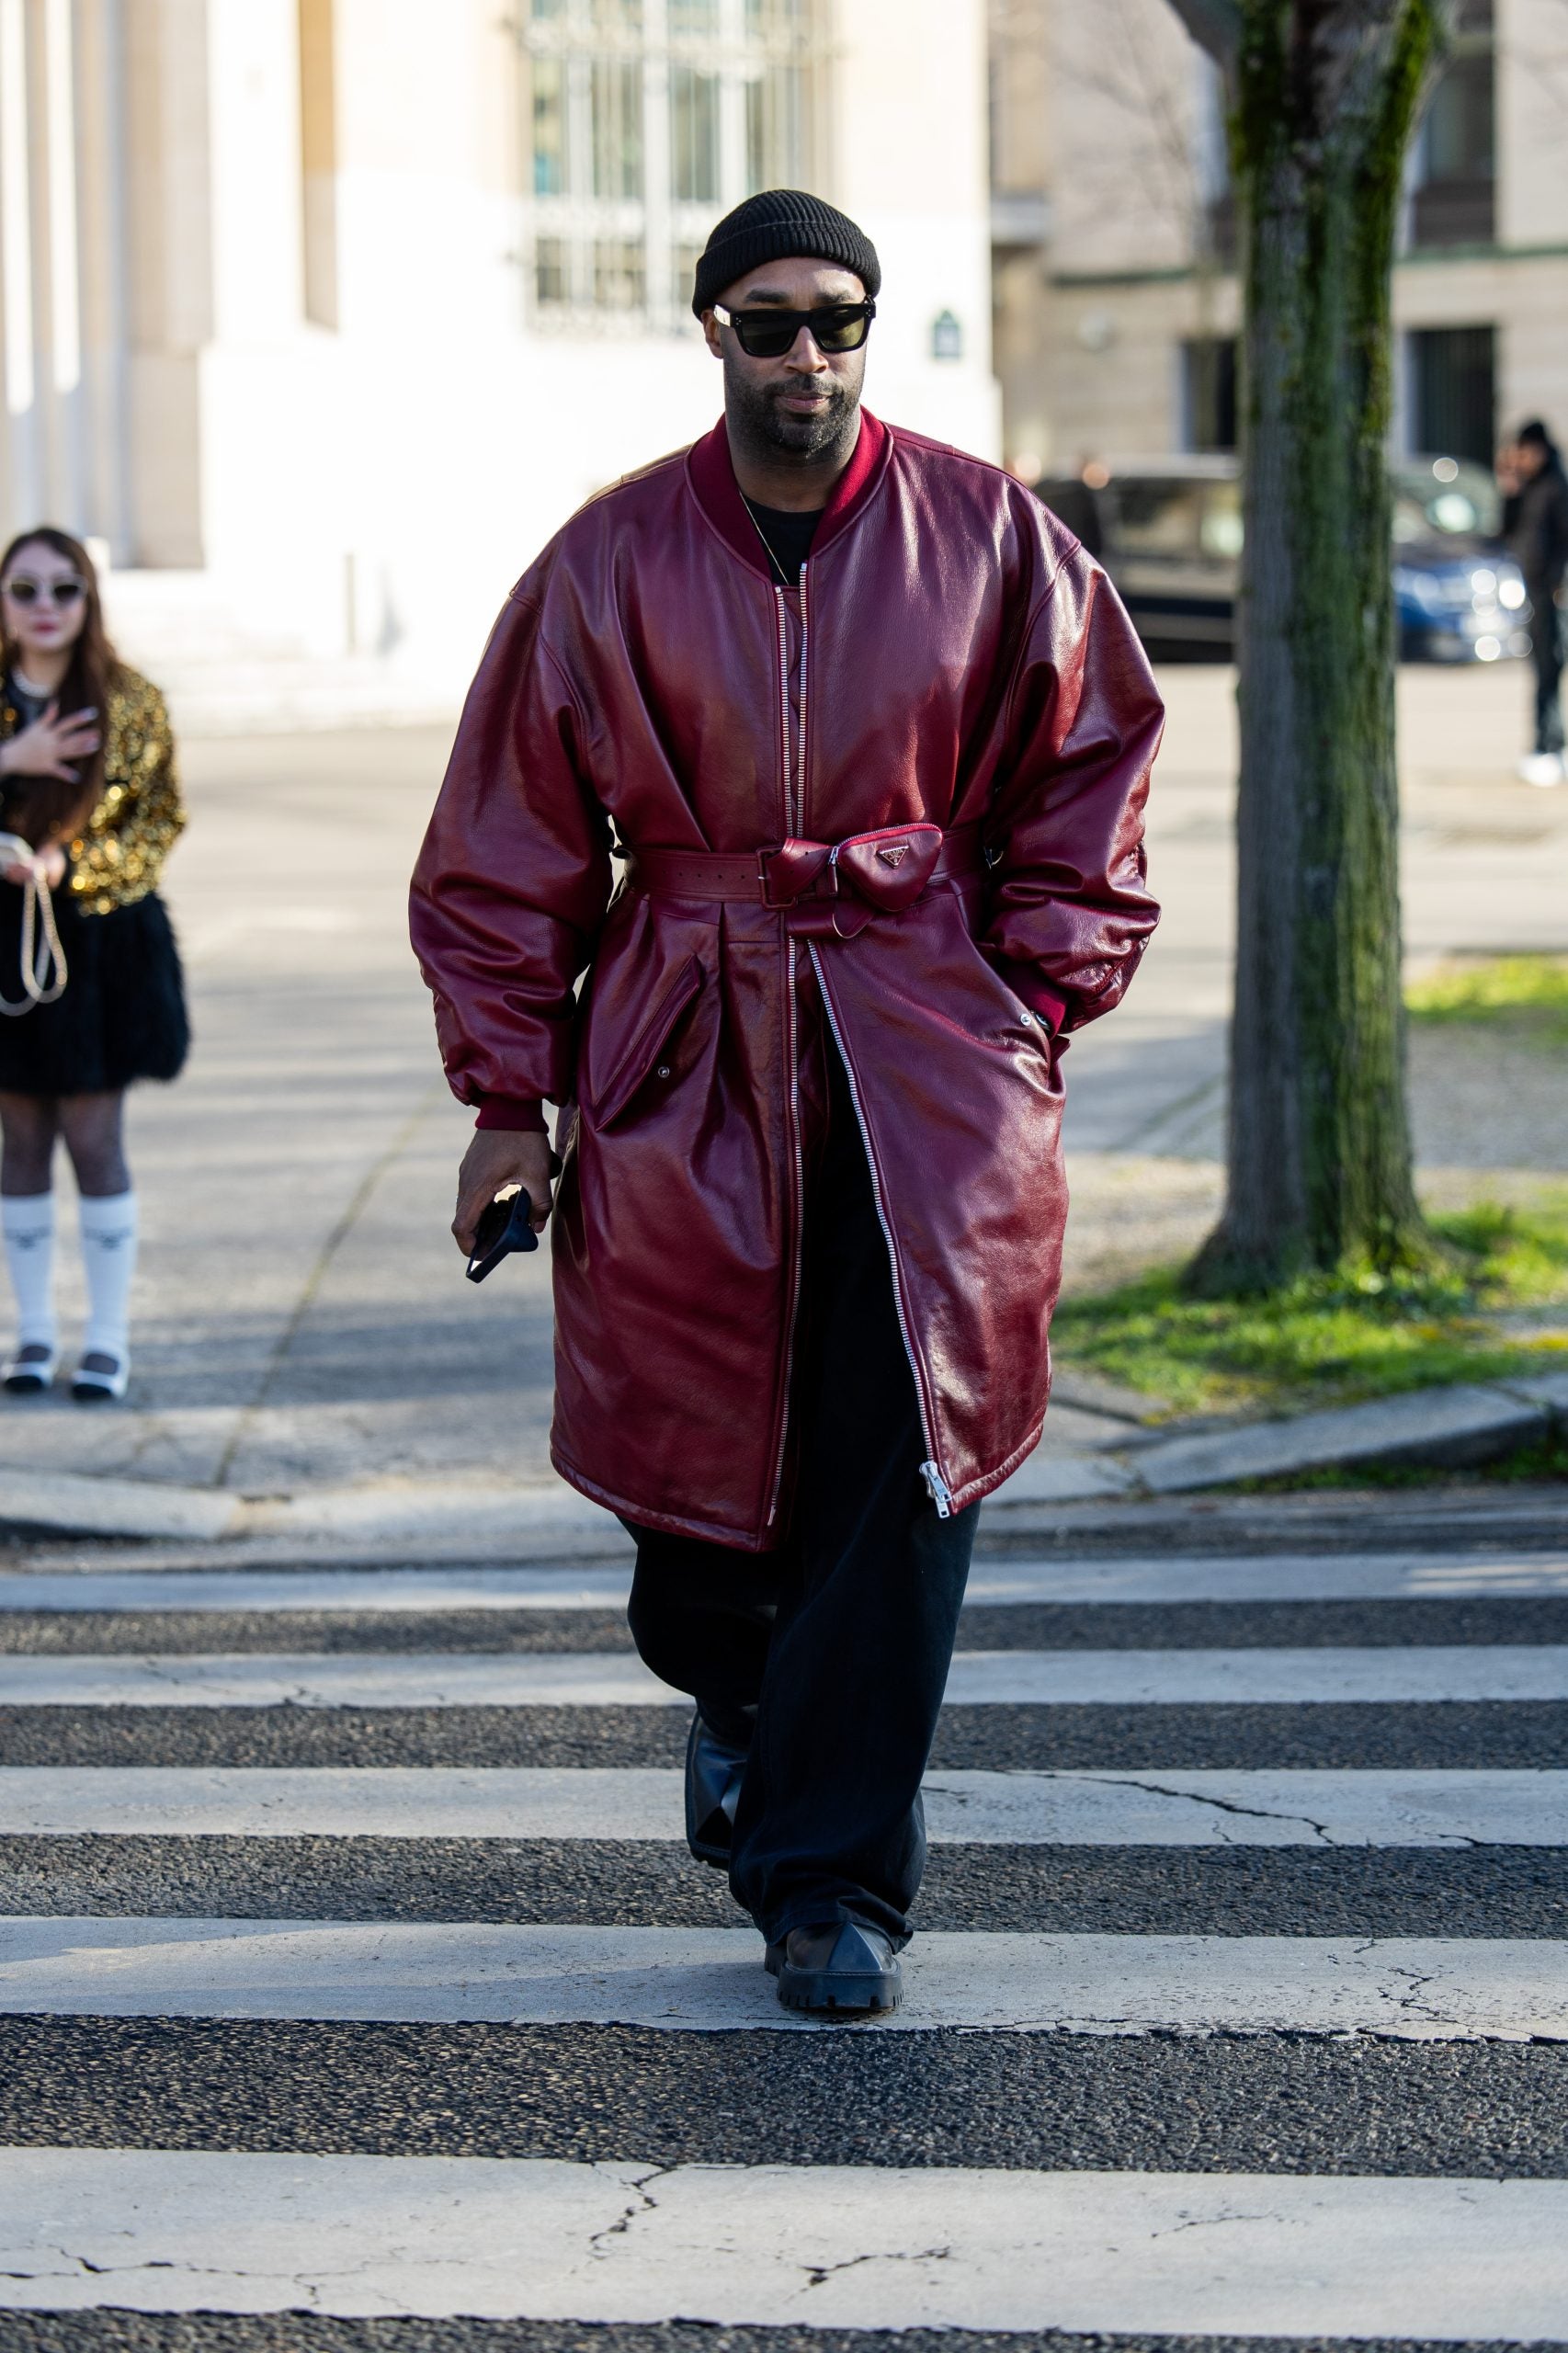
411, 190, 1162, 2015
1499, 418, 1568, 787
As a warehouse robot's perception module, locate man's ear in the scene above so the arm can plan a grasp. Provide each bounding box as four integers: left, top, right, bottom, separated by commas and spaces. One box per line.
701, 309, 723, 359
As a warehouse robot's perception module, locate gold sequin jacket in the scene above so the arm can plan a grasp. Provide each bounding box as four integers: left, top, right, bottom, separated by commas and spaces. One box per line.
0, 665, 184, 915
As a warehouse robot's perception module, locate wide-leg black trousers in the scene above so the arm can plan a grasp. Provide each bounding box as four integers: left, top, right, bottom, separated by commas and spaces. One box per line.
624, 1043, 977, 1949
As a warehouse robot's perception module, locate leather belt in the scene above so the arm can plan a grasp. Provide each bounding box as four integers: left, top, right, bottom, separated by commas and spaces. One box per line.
625, 823, 983, 940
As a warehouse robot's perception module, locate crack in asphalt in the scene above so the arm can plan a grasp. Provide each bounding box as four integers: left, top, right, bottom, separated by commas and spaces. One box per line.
801, 2245, 954, 2289
1145, 2206, 1278, 2240
585, 2165, 673, 2258
1082, 1773, 1340, 1844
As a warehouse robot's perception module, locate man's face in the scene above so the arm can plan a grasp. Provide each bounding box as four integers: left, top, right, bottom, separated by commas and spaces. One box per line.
703, 257, 868, 460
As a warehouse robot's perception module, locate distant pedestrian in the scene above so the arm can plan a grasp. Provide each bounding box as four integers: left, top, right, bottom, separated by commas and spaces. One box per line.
1498, 420, 1568, 786
0, 528, 187, 1401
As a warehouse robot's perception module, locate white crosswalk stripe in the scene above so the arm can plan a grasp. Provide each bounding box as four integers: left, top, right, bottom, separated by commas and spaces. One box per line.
1, 2149, 1564, 2336
4, 1546, 1566, 1612
5, 1761, 1565, 1843
3, 1918, 1562, 2038
3, 1529, 1564, 2337
7, 1641, 1568, 1706
0, 1564, 639, 1614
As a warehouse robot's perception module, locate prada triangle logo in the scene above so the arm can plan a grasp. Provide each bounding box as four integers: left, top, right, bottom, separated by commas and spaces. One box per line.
876, 843, 910, 869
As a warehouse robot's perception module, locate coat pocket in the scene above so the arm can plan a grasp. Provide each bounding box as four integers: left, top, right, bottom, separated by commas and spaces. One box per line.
587, 953, 703, 1129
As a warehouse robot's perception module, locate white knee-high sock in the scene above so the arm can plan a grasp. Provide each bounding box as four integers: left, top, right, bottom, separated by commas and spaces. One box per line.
2, 1194, 56, 1350
77, 1188, 138, 1360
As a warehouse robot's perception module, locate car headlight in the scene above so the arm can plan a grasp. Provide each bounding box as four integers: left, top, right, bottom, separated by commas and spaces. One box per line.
1499, 574, 1528, 610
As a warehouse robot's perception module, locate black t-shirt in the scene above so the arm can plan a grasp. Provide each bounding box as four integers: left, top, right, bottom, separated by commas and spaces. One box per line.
742, 498, 822, 586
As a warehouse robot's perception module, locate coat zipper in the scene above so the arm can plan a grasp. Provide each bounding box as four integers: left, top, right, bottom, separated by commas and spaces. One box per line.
763, 567, 809, 1530
793, 562, 809, 831
809, 940, 954, 1518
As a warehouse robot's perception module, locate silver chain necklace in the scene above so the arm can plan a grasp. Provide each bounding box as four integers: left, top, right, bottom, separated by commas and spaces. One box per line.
741, 495, 802, 588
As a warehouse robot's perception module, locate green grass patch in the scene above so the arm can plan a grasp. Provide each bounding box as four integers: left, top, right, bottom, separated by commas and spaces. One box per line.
1406, 954, 1568, 1045
1053, 1195, 1568, 1418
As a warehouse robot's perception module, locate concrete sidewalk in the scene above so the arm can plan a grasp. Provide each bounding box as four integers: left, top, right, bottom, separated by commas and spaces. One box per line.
6, 1367, 1568, 1550
2, 666, 1565, 1549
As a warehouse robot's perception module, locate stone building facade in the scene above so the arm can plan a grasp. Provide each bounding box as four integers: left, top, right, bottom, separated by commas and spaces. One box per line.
0, 0, 996, 710
988, 0, 1568, 480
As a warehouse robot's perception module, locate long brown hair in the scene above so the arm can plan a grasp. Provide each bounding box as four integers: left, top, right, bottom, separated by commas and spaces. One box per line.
0, 525, 123, 847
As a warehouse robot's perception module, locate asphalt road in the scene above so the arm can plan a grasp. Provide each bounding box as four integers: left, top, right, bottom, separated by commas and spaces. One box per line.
0, 1522, 1565, 2341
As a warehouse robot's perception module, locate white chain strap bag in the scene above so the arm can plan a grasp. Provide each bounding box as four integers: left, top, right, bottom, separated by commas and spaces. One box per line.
0, 831, 68, 1014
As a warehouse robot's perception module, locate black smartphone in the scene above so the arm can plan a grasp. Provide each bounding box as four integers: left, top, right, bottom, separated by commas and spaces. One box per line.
465, 1189, 539, 1283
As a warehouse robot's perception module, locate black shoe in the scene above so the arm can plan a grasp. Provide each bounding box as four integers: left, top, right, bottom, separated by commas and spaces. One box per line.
3, 1343, 56, 1395
685, 1713, 748, 1868
765, 1919, 903, 2015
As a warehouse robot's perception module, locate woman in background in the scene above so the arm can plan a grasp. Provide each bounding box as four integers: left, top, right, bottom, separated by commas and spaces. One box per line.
0, 527, 187, 1401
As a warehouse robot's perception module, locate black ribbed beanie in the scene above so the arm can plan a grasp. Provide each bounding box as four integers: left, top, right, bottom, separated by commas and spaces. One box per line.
692, 189, 881, 319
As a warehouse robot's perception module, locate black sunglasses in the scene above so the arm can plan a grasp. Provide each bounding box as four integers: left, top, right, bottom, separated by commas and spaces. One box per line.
2, 577, 85, 608
712, 301, 875, 360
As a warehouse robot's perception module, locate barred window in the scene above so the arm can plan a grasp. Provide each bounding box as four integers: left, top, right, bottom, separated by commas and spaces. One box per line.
535, 236, 570, 304
670, 65, 719, 202
517, 0, 821, 333
591, 58, 642, 199
532, 54, 569, 195
594, 236, 647, 309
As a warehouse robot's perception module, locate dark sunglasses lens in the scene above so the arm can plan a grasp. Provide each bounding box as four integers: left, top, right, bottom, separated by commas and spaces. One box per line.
737, 318, 798, 358
3, 581, 81, 606
814, 308, 870, 352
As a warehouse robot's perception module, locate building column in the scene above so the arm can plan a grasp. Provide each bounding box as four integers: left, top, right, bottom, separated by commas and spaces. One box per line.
0, 0, 43, 534
824, 0, 999, 459
121, 0, 213, 566
74, 0, 134, 563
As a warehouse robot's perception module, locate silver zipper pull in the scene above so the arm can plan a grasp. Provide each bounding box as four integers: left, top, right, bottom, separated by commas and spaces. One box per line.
920, 1460, 953, 1518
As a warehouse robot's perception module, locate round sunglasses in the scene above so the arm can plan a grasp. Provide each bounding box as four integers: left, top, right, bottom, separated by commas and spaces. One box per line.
2, 578, 85, 608
712, 301, 875, 360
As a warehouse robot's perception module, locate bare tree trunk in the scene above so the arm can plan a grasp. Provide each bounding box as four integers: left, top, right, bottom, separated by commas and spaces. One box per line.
1169, 0, 1459, 1290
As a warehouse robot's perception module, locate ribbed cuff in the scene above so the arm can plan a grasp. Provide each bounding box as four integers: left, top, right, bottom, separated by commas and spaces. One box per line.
474, 1096, 548, 1134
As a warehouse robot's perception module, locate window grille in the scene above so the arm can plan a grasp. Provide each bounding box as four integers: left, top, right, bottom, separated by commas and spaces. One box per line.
515, 0, 822, 333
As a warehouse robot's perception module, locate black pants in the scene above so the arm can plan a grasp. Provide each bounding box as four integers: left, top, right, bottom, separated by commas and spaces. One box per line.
625, 1043, 976, 1948
1530, 596, 1564, 755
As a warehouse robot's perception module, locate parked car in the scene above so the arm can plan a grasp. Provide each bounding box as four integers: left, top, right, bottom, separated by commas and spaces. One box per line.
1035, 454, 1530, 663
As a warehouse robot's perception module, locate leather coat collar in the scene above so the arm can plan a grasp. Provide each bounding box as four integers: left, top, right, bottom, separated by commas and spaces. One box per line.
685, 408, 890, 579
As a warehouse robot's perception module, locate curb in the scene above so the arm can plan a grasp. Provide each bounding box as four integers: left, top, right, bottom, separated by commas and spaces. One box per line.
987, 1370, 1568, 1512
0, 1472, 625, 1552
2, 1371, 1565, 1549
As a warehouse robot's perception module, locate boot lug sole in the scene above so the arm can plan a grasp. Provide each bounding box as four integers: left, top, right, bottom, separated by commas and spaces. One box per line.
776, 1969, 903, 2014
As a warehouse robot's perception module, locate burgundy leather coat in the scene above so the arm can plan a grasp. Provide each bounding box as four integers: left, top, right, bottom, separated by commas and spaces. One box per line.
412, 412, 1162, 1549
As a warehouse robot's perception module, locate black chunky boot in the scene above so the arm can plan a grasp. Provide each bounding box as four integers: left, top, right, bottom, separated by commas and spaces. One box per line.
765, 1918, 903, 2014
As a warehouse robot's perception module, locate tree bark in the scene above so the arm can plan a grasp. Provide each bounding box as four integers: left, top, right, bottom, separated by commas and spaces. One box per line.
1174, 2, 1459, 1290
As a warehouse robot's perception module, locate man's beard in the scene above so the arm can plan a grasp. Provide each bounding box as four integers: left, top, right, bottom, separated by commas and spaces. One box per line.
726, 366, 859, 462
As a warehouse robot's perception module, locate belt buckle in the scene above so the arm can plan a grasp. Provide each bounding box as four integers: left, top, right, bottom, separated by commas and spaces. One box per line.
758, 847, 838, 909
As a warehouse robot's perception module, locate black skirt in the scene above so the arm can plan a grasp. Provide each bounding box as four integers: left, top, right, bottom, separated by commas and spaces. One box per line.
0, 886, 189, 1096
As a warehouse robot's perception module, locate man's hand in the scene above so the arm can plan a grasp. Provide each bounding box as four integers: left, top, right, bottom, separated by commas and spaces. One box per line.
0, 702, 100, 783
453, 1129, 556, 1255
